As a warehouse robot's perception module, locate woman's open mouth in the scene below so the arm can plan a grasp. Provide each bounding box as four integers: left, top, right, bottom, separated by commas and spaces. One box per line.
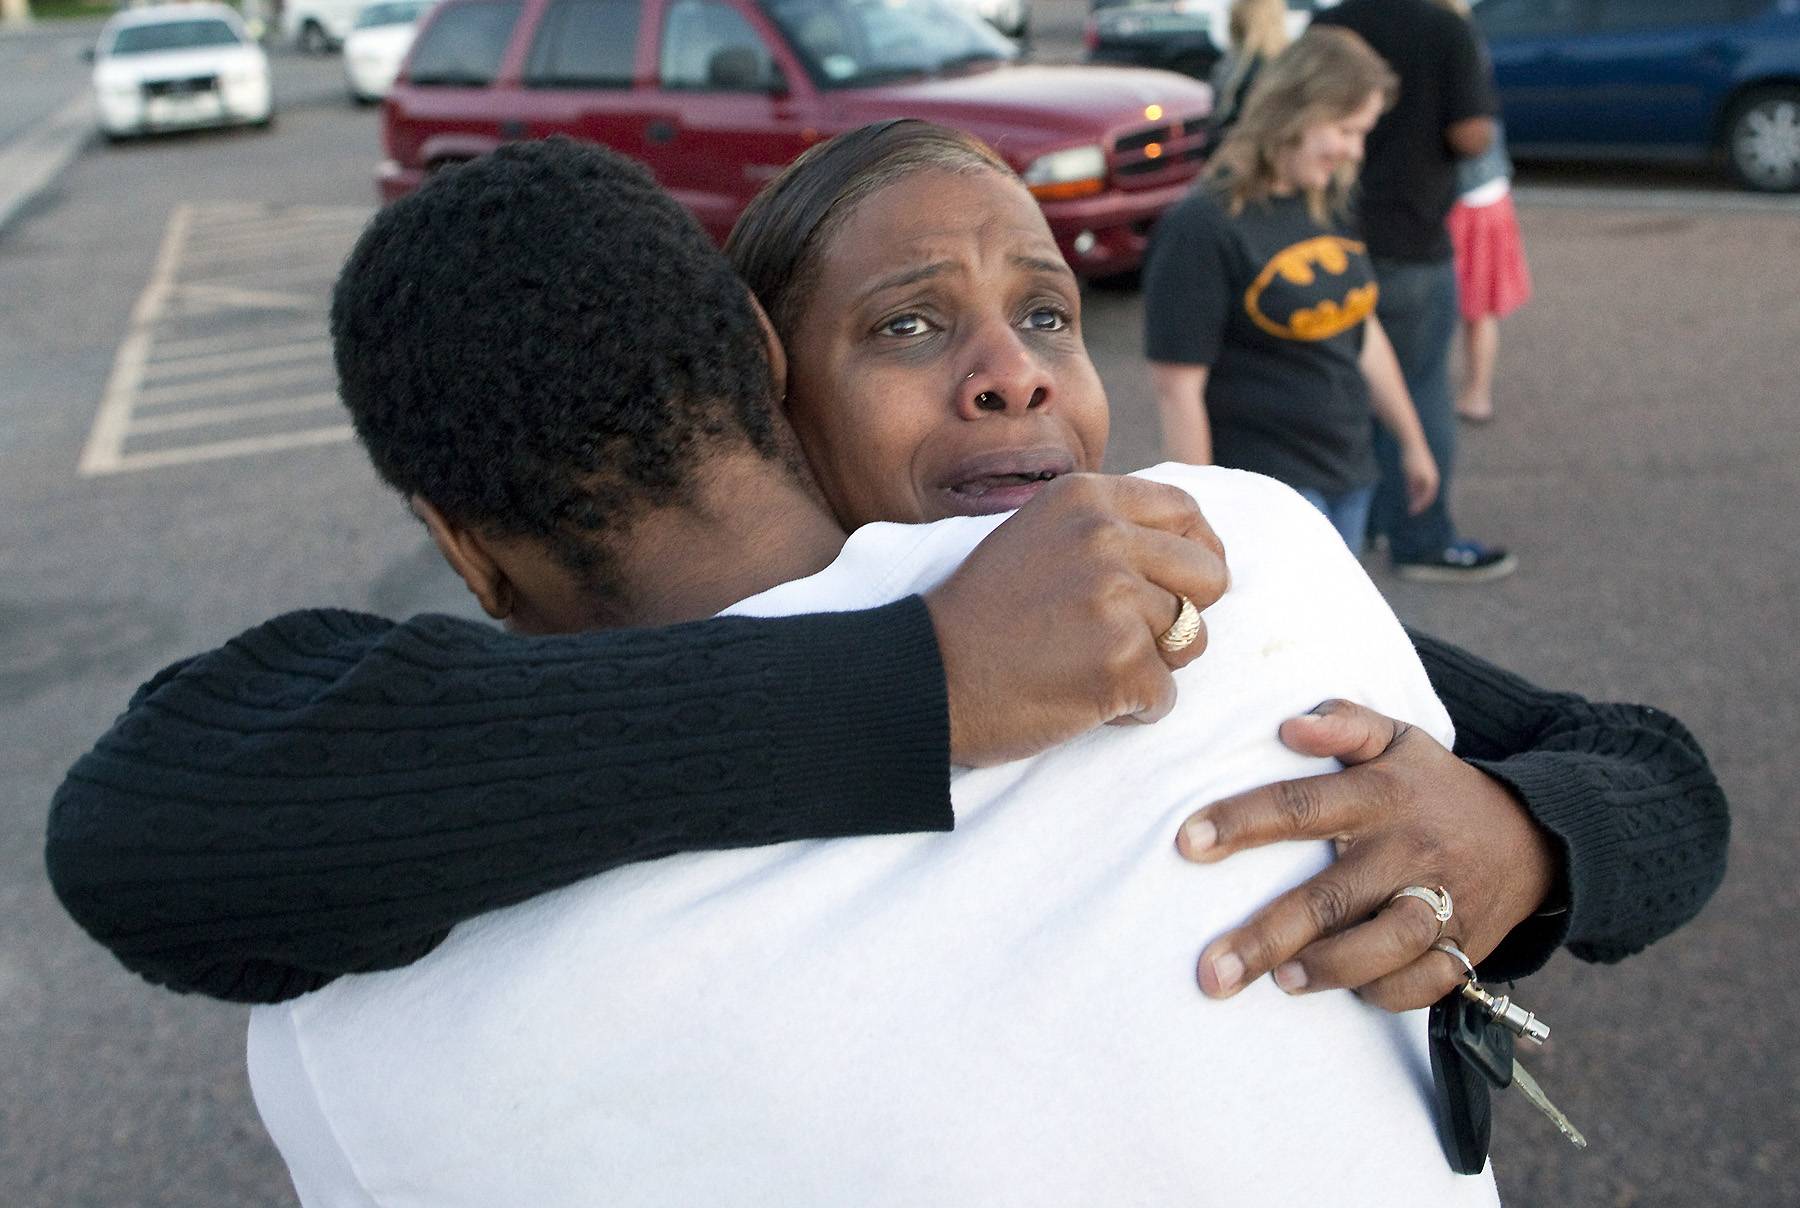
937, 449, 1077, 516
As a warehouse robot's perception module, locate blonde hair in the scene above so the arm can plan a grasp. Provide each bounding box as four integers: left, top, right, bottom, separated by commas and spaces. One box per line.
1229, 0, 1290, 59
1218, 0, 1290, 111
1205, 26, 1399, 224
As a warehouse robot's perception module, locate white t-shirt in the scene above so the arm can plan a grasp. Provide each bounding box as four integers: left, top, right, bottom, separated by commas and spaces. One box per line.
249, 464, 1500, 1208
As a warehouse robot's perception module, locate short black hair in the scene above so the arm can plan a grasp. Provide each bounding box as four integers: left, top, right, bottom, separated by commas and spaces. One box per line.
333, 137, 783, 592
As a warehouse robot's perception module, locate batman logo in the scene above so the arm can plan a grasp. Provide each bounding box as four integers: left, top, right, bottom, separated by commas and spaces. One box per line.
1243, 236, 1378, 342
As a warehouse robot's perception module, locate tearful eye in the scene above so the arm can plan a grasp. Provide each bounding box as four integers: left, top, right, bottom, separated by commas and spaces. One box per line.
1023, 306, 1069, 332
879, 313, 932, 338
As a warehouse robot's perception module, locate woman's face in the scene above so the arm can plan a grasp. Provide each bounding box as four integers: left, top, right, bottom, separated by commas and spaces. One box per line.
1280, 90, 1385, 194
781, 167, 1110, 528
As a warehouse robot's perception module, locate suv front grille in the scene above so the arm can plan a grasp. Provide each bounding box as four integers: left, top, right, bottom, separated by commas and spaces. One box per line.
1109, 114, 1209, 186
143, 76, 219, 98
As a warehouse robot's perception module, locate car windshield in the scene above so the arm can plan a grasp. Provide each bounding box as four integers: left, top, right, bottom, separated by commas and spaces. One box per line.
759, 0, 1015, 88
355, 1, 433, 28
107, 18, 243, 55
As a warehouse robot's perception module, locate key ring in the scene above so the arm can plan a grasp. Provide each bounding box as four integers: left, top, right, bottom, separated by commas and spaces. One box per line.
1431, 939, 1478, 986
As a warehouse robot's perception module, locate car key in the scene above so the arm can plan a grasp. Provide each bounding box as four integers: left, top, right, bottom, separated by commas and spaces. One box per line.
1452, 992, 1588, 1149
1428, 942, 1589, 1173
1459, 979, 1550, 1045
1427, 991, 1494, 1174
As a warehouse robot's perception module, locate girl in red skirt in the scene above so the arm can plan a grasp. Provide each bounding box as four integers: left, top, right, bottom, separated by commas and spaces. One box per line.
1437, 0, 1532, 423
1448, 122, 1533, 424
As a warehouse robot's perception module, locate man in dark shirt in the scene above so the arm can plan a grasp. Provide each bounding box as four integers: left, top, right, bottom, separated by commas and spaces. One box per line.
1314, 0, 1517, 581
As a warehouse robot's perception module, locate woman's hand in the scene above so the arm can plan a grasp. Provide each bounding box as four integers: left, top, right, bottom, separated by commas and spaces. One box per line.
1178, 699, 1561, 1011
1400, 440, 1440, 516
928, 474, 1230, 767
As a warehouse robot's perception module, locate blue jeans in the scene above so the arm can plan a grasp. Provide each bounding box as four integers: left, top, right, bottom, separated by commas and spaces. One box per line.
1369, 256, 1460, 562
1295, 484, 1376, 551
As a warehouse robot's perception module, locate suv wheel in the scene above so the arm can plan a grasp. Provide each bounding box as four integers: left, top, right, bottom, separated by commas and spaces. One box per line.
1725, 87, 1800, 193
299, 20, 332, 55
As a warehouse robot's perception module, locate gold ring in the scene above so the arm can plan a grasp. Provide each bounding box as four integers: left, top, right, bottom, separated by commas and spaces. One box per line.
1156, 595, 1202, 653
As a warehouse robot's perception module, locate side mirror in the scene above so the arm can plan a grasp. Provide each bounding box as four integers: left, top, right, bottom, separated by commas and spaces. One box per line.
80, 46, 96, 63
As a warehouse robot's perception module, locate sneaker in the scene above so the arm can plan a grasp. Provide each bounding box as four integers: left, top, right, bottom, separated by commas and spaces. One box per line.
1393, 540, 1518, 584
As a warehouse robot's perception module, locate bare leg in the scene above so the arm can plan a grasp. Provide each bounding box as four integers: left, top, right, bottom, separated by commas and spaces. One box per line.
1456, 314, 1498, 423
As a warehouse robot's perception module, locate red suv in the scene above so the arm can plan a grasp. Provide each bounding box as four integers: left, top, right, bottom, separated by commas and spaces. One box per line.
379, 0, 1213, 274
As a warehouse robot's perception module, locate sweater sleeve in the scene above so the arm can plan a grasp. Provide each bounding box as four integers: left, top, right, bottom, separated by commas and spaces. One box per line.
45, 599, 951, 1004
1407, 628, 1729, 981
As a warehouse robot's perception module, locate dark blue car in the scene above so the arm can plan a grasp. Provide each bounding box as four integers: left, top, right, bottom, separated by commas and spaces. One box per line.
1474, 0, 1800, 190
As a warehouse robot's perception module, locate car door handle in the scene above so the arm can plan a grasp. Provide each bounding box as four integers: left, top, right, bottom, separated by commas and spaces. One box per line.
646, 120, 676, 144
499, 119, 526, 139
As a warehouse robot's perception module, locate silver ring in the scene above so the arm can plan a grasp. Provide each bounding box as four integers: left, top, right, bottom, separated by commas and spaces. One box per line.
1390, 884, 1454, 938
1431, 939, 1477, 985
1156, 595, 1203, 653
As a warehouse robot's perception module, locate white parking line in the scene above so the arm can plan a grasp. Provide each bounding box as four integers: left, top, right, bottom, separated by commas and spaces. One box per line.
164, 281, 319, 316
147, 323, 325, 361
140, 338, 333, 381
104, 425, 356, 474
186, 223, 368, 259
79, 204, 193, 476
128, 393, 341, 435
135, 361, 325, 407
78, 202, 371, 476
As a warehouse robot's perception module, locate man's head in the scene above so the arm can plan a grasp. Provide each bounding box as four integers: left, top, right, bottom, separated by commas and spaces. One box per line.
332, 138, 794, 628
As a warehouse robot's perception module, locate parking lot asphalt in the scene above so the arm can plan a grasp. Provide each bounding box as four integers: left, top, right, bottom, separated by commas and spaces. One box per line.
2, 12, 1796, 1207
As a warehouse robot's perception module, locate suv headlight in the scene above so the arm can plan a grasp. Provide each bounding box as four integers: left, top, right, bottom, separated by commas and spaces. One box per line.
1022, 145, 1106, 201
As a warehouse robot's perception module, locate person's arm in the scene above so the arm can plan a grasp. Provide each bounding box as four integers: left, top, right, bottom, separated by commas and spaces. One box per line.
1149, 363, 1213, 465
1446, 116, 1495, 160
1359, 315, 1438, 515
1410, 628, 1730, 980
1441, 8, 1497, 158
1143, 194, 1233, 465
46, 604, 951, 1004
45, 475, 1229, 1004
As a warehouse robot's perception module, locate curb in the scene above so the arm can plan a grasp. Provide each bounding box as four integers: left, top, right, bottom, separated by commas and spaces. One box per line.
0, 17, 105, 41
0, 91, 94, 236
1514, 183, 1800, 216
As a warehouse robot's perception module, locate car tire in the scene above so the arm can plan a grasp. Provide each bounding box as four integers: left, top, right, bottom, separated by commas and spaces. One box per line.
1724, 87, 1800, 193
299, 21, 332, 55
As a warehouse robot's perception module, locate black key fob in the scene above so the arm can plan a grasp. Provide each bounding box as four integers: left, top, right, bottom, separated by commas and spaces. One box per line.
1428, 991, 1495, 1175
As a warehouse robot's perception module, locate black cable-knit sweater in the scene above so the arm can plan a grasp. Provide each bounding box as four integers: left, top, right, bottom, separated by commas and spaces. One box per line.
44, 596, 1727, 1003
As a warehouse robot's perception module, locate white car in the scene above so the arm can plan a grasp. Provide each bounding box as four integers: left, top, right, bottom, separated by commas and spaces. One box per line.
949, 0, 1030, 40
284, 0, 368, 53
342, 0, 434, 104
91, 4, 273, 139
